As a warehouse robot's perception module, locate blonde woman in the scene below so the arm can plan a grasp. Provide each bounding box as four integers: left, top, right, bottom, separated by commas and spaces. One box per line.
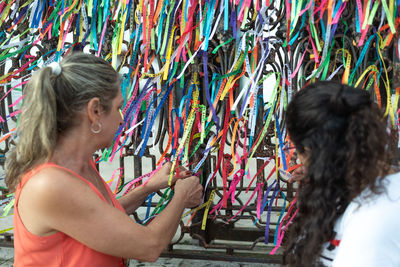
6, 53, 203, 266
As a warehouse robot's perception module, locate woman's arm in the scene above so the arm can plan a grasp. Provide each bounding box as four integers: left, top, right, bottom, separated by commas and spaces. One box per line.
118, 162, 191, 214
18, 167, 203, 262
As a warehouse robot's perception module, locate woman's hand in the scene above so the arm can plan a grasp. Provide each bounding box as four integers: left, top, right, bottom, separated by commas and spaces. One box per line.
174, 176, 203, 208
288, 165, 306, 184
145, 162, 192, 192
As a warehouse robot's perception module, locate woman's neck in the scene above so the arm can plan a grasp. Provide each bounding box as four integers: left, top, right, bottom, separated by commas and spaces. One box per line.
50, 129, 97, 171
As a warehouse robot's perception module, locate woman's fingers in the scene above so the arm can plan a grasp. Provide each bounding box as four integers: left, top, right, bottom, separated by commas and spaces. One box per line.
288, 166, 306, 184
174, 166, 191, 179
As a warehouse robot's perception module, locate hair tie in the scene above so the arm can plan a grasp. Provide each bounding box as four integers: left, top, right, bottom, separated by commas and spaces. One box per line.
48, 62, 62, 76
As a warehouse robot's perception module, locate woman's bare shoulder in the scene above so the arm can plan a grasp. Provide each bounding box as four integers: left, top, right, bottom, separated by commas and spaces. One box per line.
18, 166, 97, 236
22, 166, 90, 196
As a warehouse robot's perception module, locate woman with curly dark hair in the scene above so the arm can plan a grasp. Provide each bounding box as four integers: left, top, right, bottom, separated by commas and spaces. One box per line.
283, 81, 400, 267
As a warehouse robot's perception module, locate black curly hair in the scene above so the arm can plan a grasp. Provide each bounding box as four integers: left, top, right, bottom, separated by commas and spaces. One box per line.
283, 81, 392, 267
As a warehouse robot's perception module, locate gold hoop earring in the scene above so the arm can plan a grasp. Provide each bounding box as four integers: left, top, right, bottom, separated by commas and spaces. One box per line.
90, 122, 102, 134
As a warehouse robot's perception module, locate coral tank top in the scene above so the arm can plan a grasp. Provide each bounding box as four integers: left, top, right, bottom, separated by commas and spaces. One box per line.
13, 162, 126, 267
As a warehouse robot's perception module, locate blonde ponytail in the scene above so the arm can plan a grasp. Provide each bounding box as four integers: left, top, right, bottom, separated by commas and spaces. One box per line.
5, 67, 57, 191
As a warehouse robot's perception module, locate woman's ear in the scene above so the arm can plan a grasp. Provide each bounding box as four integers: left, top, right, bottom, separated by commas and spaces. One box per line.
87, 97, 102, 123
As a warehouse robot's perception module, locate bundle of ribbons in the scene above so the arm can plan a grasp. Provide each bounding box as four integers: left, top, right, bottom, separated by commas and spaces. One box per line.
0, 0, 399, 253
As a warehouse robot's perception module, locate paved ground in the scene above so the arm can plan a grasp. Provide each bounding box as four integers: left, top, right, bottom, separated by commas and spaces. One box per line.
130, 259, 280, 267
0, 247, 280, 266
